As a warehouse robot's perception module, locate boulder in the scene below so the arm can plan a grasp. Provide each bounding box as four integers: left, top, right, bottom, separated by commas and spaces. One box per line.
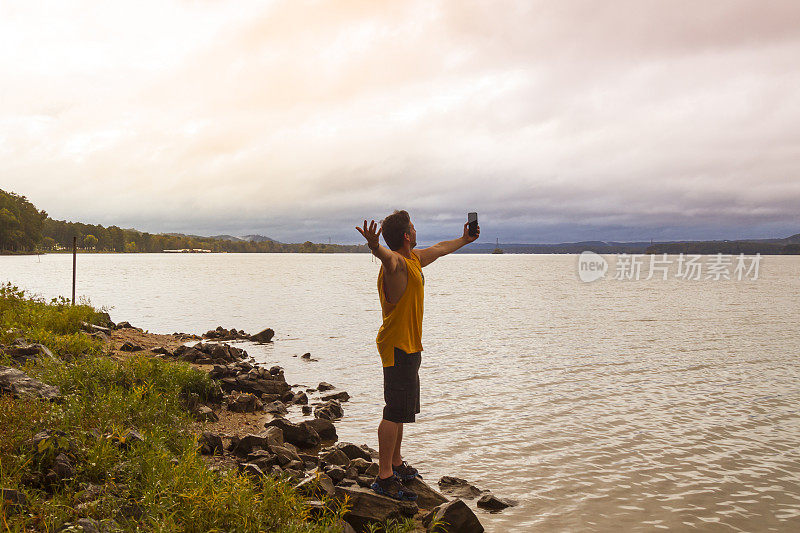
193, 405, 218, 422
227, 392, 263, 413
232, 429, 284, 456
119, 341, 143, 352
347, 458, 374, 476
239, 463, 267, 480
302, 405, 312, 415
438, 476, 484, 500
265, 418, 320, 448
314, 399, 344, 420
334, 443, 371, 461
198, 432, 223, 455
334, 485, 417, 532
301, 352, 312, 359
2, 341, 59, 364
320, 448, 350, 467
423, 499, 484, 533
263, 401, 288, 415
268, 444, 301, 466
321, 391, 350, 402
151, 347, 172, 355
291, 391, 308, 405
402, 477, 449, 511
295, 472, 336, 498
325, 465, 346, 483
246, 450, 278, 471
301, 418, 337, 441
317, 381, 335, 391
115, 321, 136, 329
249, 328, 275, 343
0, 366, 61, 401
220, 374, 290, 397
476, 493, 516, 511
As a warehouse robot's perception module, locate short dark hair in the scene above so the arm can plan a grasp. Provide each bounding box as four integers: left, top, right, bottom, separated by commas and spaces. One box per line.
381, 210, 411, 251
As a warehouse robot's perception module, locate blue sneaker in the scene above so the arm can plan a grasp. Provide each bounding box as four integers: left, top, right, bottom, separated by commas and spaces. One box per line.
371, 474, 418, 501
392, 460, 420, 481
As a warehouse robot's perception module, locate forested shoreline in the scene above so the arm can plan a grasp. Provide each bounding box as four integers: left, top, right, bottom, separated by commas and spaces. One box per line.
1, 189, 368, 254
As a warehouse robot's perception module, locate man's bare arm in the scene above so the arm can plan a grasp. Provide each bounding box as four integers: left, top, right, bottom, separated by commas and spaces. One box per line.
356, 219, 401, 273
415, 222, 480, 267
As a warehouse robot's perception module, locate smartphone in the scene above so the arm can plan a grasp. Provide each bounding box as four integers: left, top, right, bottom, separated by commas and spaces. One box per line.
468, 212, 478, 237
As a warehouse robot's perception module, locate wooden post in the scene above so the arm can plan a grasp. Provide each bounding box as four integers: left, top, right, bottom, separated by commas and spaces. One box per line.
72, 236, 77, 306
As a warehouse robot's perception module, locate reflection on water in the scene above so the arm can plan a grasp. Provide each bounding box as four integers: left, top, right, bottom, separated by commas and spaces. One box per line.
3, 253, 800, 531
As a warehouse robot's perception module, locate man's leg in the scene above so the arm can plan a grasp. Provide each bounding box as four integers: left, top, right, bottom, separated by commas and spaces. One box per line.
392, 421, 404, 466
378, 418, 399, 479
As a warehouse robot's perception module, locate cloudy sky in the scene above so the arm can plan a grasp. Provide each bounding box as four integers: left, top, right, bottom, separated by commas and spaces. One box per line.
2, 0, 799, 244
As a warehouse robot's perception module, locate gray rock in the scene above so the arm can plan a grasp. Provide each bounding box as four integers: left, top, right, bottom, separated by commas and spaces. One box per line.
233, 429, 283, 456
263, 401, 288, 415
300, 418, 337, 441
268, 444, 300, 466
325, 465, 346, 483
321, 391, 350, 402
476, 493, 517, 511
423, 499, 484, 532
402, 476, 449, 511
295, 472, 336, 498
246, 450, 278, 471
265, 418, 320, 449
198, 432, 223, 455
3, 341, 59, 364
194, 405, 218, 422
320, 448, 350, 467
335, 442, 371, 461
249, 328, 275, 343
291, 391, 308, 405
119, 341, 143, 352
438, 476, 484, 500
333, 484, 417, 532
0, 366, 61, 401
347, 458, 374, 475
239, 463, 266, 480
227, 392, 263, 413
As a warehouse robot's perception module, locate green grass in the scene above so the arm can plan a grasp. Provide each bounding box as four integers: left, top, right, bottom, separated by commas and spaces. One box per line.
0, 284, 361, 532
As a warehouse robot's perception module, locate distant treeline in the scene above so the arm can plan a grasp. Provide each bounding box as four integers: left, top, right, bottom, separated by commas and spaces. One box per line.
645, 240, 800, 255
1, 189, 368, 254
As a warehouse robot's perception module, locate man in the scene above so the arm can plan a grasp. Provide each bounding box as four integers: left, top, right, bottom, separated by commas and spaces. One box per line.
355, 210, 480, 500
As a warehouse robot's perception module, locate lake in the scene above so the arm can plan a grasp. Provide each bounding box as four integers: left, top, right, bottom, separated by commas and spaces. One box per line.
2, 252, 800, 531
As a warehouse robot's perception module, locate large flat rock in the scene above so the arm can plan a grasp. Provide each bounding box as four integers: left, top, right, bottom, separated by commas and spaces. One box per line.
0, 366, 61, 401
403, 476, 449, 510
334, 484, 417, 532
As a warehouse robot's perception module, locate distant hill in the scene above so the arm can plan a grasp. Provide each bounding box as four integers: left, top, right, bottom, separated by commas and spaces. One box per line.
241, 234, 282, 244
457, 234, 800, 255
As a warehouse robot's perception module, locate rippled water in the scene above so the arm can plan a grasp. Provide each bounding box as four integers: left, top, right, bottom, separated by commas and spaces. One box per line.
3, 253, 800, 531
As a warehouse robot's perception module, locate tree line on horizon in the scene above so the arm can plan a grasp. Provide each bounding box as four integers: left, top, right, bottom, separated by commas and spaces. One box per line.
0, 189, 368, 254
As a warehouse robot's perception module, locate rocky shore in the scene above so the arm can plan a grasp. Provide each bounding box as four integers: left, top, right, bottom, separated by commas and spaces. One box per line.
2, 320, 515, 532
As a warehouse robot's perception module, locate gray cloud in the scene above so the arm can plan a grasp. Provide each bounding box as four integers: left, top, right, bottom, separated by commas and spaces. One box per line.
1, 0, 799, 244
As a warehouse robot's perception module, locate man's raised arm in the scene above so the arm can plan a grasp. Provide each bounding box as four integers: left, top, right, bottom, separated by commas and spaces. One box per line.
356, 219, 401, 273
415, 222, 480, 267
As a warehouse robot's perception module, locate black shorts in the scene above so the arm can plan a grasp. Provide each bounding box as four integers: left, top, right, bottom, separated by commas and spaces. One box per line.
383, 347, 421, 423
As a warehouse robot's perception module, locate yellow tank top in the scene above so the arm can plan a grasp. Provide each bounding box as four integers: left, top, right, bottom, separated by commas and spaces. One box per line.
376, 251, 424, 367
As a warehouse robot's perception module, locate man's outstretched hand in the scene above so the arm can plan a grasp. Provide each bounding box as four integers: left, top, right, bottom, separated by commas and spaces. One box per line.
462, 222, 480, 243
356, 219, 381, 251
